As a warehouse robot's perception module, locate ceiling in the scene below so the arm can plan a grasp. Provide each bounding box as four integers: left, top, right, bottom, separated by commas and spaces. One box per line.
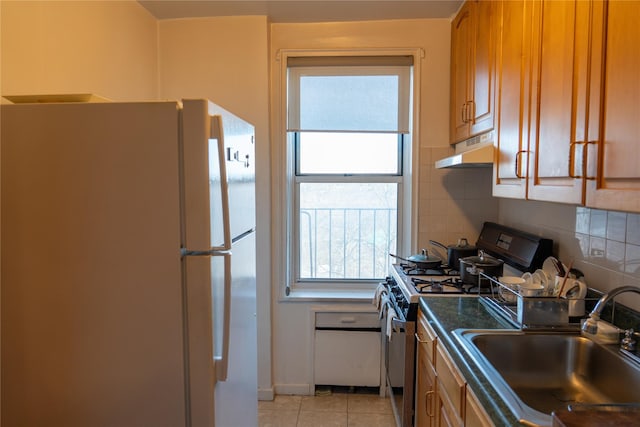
138, 0, 463, 22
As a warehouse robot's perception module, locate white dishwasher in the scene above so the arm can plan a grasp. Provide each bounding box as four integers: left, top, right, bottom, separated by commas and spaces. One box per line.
314, 311, 381, 387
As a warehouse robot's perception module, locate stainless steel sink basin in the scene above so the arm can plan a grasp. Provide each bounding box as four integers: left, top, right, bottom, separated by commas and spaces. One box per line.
453, 329, 640, 426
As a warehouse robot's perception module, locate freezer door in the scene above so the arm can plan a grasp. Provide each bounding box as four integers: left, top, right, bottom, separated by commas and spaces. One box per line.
181, 100, 255, 252
209, 102, 256, 241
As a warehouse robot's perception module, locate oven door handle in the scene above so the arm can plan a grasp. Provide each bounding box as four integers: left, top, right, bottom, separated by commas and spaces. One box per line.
383, 301, 406, 334
383, 299, 395, 313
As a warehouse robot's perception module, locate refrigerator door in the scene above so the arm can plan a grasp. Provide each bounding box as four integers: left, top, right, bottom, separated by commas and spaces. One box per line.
212, 252, 232, 382
183, 254, 217, 427
184, 233, 256, 427
215, 231, 257, 427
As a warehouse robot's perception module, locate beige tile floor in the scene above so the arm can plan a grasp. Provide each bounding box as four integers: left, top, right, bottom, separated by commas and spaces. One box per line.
258, 388, 396, 427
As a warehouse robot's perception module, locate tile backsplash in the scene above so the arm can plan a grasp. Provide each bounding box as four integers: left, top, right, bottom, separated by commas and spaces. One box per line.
499, 199, 640, 313
417, 147, 499, 249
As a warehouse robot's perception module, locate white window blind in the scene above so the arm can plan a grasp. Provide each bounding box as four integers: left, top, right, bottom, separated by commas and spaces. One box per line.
287, 56, 413, 134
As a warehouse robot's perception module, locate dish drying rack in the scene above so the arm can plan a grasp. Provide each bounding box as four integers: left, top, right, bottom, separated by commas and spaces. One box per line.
478, 273, 580, 329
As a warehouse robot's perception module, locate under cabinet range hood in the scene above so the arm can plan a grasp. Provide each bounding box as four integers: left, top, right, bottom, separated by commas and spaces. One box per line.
435, 133, 495, 169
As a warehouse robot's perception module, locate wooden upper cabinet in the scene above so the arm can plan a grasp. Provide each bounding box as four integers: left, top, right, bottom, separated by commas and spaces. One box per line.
451, 2, 473, 143
470, 0, 495, 137
493, 0, 531, 199
585, 0, 640, 212
450, 0, 497, 144
526, 0, 591, 204
493, 0, 640, 212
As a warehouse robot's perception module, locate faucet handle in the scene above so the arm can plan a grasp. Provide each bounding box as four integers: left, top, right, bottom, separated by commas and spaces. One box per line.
621, 329, 637, 352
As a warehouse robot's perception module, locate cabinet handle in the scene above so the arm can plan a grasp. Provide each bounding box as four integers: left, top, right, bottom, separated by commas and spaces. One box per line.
415, 332, 428, 344
569, 141, 585, 178
425, 390, 435, 417
515, 150, 527, 179
461, 103, 467, 124
585, 140, 598, 180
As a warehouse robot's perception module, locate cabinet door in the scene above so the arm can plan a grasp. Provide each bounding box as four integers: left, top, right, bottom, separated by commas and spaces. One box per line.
415, 313, 438, 427
465, 387, 493, 427
526, 0, 591, 203
415, 346, 437, 427
314, 330, 380, 386
469, 0, 497, 137
438, 390, 464, 427
436, 344, 466, 420
493, 0, 531, 198
451, 1, 474, 143
585, 0, 640, 212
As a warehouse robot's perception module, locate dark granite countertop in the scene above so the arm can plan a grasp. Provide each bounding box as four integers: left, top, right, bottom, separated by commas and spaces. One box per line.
419, 296, 521, 427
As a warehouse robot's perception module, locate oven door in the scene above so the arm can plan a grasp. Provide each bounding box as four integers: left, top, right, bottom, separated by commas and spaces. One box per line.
382, 306, 416, 427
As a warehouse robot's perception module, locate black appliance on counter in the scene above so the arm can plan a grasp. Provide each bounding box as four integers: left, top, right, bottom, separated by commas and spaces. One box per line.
378, 222, 553, 427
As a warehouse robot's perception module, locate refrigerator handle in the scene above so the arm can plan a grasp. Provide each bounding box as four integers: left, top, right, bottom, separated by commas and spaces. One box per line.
210, 115, 232, 252
214, 252, 232, 382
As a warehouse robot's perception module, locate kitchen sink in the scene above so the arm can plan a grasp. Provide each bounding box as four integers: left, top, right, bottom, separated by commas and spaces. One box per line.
453, 329, 640, 426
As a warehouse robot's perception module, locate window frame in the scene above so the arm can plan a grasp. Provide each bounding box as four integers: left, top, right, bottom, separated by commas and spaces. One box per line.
274, 49, 422, 299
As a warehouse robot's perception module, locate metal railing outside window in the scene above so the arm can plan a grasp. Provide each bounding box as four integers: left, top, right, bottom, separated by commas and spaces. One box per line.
299, 207, 397, 280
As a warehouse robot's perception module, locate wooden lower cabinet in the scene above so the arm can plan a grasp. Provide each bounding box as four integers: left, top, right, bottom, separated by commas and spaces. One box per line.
436, 344, 466, 427
415, 312, 438, 426
439, 395, 463, 427
465, 387, 494, 427
416, 311, 495, 427
415, 348, 437, 427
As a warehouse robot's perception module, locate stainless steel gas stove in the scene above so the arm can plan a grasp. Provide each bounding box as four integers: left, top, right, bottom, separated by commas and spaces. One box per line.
381, 264, 482, 427
379, 222, 554, 427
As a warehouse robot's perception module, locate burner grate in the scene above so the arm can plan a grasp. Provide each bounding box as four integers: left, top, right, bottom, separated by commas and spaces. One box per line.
411, 277, 465, 294
399, 263, 458, 277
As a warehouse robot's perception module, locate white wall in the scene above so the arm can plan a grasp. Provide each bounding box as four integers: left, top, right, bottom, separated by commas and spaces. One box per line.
1, 2, 158, 423
1, 1, 158, 100
157, 16, 273, 399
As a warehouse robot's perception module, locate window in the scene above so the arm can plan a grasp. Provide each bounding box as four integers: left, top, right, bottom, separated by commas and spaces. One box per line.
286, 55, 413, 287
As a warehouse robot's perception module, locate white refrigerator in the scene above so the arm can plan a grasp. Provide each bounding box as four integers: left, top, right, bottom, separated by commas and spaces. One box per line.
1, 98, 257, 427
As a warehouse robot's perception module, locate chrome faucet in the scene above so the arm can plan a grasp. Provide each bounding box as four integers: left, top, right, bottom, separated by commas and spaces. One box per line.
582, 285, 640, 335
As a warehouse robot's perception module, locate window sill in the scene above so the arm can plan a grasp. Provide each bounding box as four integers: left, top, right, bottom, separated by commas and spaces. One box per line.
283, 287, 376, 303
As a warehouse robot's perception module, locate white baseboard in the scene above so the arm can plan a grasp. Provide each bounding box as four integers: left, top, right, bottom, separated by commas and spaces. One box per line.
273, 383, 314, 396
257, 387, 275, 401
